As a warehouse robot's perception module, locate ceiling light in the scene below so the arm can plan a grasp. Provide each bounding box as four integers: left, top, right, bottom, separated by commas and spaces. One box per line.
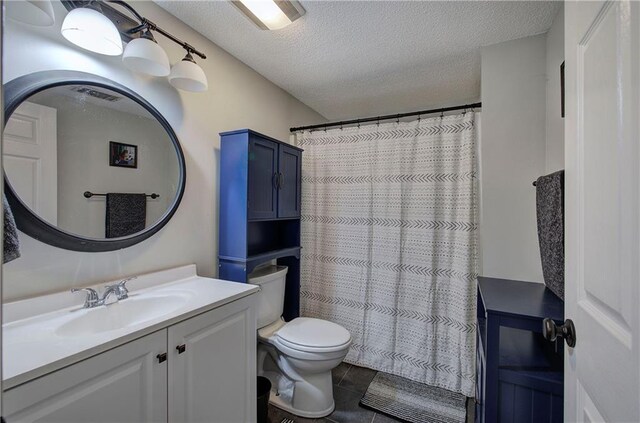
6, 0, 55, 27
231, 0, 305, 30
61, 7, 123, 56
123, 30, 170, 77
168, 52, 208, 92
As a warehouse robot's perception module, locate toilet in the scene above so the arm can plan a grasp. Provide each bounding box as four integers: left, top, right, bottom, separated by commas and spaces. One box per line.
249, 265, 351, 418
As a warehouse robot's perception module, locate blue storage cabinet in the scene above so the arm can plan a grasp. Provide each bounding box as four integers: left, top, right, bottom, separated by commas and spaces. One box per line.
476, 277, 564, 423
218, 129, 302, 320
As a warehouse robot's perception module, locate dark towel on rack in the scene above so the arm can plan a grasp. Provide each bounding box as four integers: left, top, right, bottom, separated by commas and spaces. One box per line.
105, 193, 146, 238
536, 170, 564, 300
3, 194, 20, 263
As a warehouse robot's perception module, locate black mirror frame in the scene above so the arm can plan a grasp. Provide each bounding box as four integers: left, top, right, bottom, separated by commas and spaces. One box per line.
3, 71, 186, 252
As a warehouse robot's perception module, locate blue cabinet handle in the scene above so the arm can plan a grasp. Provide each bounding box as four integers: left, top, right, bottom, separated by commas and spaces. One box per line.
273, 172, 279, 189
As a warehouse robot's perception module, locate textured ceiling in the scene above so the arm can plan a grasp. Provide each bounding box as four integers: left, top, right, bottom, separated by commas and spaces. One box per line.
155, 1, 561, 120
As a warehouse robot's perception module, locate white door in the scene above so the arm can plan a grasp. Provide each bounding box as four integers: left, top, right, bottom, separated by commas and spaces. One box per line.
3, 101, 57, 225
565, 1, 640, 421
168, 296, 256, 423
3, 330, 168, 423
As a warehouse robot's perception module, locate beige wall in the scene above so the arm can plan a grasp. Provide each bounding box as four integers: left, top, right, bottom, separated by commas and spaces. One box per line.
480, 34, 547, 283
479, 4, 564, 284
545, 5, 565, 173
3, 1, 324, 301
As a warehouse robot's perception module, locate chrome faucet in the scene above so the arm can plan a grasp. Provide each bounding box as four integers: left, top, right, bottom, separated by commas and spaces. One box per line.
71, 277, 136, 308
71, 288, 100, 309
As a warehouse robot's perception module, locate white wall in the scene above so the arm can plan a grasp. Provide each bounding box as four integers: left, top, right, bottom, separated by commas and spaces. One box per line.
480, 34, 547, 283
545, 5, 565, 173
3, 1, 324, 301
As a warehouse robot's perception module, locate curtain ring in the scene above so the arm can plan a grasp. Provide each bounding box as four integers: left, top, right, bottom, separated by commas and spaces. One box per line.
417, 114, 421, 122
396, 114, 400, 124
340, 123, 343, 131
357, 121, 361, 129
376, 117, 380, 127
462, 108, 467, 115
440, 110, 444, 118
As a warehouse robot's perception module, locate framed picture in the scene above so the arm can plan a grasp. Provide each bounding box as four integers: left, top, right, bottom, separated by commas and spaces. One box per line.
109, 141, 138, 168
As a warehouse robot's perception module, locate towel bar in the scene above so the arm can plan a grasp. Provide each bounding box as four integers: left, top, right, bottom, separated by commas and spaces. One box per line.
83, 191, 160, 199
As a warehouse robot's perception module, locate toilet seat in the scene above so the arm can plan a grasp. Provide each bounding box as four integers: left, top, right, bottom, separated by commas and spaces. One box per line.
258, 317, 352, 356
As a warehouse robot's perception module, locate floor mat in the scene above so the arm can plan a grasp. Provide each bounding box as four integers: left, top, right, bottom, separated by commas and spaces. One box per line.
360, 372, 466, 423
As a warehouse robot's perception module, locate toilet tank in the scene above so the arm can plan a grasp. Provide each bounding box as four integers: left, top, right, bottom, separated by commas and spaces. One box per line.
248, 265, 288, 329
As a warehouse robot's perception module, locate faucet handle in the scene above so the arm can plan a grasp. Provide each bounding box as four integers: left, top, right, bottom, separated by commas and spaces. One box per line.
71, 288, 100, 308
115, 276, 136, 300
118, 276, 136, 286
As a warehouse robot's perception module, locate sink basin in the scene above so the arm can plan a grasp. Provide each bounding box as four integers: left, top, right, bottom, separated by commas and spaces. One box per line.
56, 294, 189, 337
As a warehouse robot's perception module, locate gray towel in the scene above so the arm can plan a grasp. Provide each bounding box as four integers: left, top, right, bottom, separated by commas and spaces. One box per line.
536, 170, 564, 300
3, 194, 21, 263
105, 193, 146, 238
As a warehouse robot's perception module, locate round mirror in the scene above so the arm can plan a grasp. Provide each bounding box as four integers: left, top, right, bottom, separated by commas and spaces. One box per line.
3, 71, 186, 251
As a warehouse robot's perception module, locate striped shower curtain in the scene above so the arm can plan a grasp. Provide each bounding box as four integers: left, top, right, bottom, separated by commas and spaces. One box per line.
296, 112, 477, 396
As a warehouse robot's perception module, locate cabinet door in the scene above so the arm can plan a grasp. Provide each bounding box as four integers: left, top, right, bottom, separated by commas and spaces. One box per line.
248, 137, 278, 220
168, 296, 257, 423
277, 145, 302, 218
4, 331, 167, 423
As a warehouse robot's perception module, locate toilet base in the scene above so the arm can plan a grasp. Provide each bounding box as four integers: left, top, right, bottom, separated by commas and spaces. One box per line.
269, 391, 335, 419
258, 344, 340, 419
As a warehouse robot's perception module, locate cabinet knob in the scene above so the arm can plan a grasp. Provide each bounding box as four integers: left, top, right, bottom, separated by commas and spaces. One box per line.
157, 353, 167, 363
176, 344, 186, 354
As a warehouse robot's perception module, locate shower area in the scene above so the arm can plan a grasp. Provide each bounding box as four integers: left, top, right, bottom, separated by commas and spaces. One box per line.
293, 105, 479, 398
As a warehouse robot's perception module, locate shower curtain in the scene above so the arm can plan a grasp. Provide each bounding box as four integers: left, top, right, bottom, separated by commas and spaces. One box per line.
296, 112, 477, 396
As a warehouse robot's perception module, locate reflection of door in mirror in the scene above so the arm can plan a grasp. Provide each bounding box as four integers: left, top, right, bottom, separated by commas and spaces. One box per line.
3, 101, 58, 225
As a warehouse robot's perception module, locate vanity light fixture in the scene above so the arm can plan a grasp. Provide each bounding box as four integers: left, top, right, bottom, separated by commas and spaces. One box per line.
61, 7, 123, 56
168, 52, 208, 93
231, 0, 306, 30
122, 29, 170, 77
60, 0, 208, 92
6, 0, 55, 27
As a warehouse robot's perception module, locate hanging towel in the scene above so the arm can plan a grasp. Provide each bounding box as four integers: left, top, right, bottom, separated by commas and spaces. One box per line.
105, 193, 146, 238
3, 194, 20, 263
536, 170, 565, 300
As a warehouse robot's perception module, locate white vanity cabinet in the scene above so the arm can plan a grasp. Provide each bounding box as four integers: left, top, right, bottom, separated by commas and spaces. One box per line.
168, 294, 256, 423
4, 330, 168, 423
3, 294, 256, 423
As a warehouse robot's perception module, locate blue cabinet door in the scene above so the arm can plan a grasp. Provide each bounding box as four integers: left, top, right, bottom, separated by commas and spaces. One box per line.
278, 145, 302, 218
248, 137, 278, 220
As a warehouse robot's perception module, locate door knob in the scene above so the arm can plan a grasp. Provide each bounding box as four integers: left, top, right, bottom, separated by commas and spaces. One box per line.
543, 318, 576, 348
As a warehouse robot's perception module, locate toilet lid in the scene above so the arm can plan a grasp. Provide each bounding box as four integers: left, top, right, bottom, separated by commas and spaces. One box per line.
276, 317, 351, 349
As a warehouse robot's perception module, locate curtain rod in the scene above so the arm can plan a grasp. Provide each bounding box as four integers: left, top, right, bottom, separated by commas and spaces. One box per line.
290, 102, 481, 132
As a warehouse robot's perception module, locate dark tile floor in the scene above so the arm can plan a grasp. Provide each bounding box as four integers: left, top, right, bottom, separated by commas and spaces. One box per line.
267, 363, 475, 423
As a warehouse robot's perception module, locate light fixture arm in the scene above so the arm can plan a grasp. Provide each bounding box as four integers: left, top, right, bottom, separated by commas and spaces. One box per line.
139, 18, 206, 59
105, 0, 207, 59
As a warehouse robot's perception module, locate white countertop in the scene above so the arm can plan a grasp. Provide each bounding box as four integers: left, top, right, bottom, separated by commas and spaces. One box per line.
2, 265, 258, 390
